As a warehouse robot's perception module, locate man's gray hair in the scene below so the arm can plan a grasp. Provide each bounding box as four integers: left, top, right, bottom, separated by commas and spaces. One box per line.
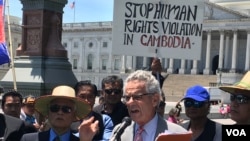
124, 70, 161, 95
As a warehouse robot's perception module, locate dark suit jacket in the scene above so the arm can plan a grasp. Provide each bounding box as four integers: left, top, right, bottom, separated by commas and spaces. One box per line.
0, 113, 25, 141
23, 122, 38, 134
20, 130, 79, 141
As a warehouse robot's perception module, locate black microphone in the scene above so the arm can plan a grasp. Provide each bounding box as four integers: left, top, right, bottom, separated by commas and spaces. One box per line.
110, 117, 132, 141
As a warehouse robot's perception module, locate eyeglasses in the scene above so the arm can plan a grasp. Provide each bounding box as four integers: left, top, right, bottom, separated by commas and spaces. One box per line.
104, 89, 122, 95
123, 93, 152, 102
230, 94, 250, 104
49, 104, 73, 113
184, 99, 207, 108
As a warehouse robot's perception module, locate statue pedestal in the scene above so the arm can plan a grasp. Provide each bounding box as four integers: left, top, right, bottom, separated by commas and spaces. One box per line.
1, 56, 77, 96
1, 0, 77, 96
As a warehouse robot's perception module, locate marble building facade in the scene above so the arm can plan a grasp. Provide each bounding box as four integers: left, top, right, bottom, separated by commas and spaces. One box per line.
61, 1, 250, 89
1, 1, 250, 90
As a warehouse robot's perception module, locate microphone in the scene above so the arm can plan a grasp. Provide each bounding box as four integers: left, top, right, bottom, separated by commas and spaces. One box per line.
110, 117, 132, 141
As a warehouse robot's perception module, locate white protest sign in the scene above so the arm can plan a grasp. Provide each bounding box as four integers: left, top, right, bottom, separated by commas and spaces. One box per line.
112, 0, 204, 60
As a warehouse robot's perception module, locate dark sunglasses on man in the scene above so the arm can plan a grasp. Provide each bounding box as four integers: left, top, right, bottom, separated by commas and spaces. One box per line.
104, 89, 122, 95
184, 99, 208, 108
49, 104, 73, 114
230, 94, 250, 104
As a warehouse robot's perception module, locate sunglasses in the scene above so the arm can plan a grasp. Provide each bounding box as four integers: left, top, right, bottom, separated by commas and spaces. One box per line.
184, 99, 207, 108
123, 93, 152, 102
104, 89, 122, 95
49, 104, 73, 114
230, 94, 250, 104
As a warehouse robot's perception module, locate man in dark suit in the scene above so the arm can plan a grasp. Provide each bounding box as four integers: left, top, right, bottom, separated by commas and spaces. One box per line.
20, 85, 91, 141
0, 113, 25, 141
1, 91, 37, 133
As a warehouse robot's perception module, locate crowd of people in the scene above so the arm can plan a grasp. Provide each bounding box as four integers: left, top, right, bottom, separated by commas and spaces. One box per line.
1, 58, 250, 141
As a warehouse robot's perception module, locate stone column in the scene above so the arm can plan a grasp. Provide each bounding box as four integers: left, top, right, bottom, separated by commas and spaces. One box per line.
191, 60, 198, 74
203, 30, 211, 74
218, 30, 225, 71
164, 58, 168, 70
121, 55, 126, 73
167, 58, 174, 74
187, 60, 192, 71
17, 0, 68, 57
95, 38, 101, 73
68, 38, 73, 62
108, 53, 112, 73
179, 59, 186, 74
132, 56, 137, 71
79, 38, 84, 72
245, 30, 250, 71
143, 57, 147, 68
126, 56, 133, 70
230, 30, 238, 73
224, 33, 230, 69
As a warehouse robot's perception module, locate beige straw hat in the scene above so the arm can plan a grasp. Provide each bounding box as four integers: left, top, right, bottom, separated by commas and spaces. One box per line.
35, 85, 91, 120
219, 71, 250, 94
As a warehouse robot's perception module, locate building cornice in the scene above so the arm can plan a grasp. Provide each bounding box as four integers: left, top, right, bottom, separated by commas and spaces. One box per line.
203, 18, 250, 30
62, 22, 112, 32
205, 1, 250, 18
63, 28, 112, 32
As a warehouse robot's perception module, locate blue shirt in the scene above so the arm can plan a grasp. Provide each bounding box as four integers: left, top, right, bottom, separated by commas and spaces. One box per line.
49, 128, 71, 141
25, 115, 36, 124
134, 114, 158, 141
74, 114, 113, 141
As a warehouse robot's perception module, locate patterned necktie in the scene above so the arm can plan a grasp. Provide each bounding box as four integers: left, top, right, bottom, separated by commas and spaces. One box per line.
134, 127, 144, 141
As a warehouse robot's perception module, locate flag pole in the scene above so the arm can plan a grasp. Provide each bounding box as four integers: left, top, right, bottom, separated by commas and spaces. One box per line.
5, 0, 17, 90
74, 1, 75, 22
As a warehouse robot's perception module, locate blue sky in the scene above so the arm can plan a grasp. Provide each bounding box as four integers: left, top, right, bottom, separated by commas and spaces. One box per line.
8, 0, 114, 23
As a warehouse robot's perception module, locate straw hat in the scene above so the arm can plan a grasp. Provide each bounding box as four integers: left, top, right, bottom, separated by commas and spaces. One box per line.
35, 85, 91, 120
23, 95, 35, 104
219, 71, 250, 94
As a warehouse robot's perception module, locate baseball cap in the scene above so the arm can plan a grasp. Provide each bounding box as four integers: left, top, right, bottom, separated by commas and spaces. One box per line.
182, 85, 210, 102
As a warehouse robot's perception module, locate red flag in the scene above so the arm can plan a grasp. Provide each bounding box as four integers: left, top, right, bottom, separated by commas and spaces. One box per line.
0, 0, 10, 65
70, 1, 75, 9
